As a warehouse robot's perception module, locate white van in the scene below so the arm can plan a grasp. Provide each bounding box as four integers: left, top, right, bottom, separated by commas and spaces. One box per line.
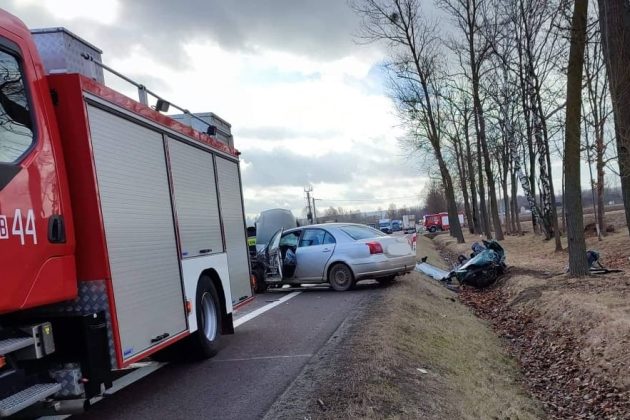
255, 209, 297, 252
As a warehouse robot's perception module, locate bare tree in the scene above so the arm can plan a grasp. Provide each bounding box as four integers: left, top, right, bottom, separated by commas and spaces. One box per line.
564, 0, 589, 276
484, 1, 548, 237
352, 0, 466, 243
581, 3, 612, 238
596, 0, 630, 237
438, 0, 504, 240
502, 0, 568, 249
387, 203, 398, 219
423, 181, 449, 214
443, 87, 480, 233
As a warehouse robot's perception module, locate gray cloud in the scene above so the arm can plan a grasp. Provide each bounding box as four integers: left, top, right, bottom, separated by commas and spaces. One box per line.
8, 1, 365, 68
119, 1, 361, 61
236, 126, 340, 141
242, 194, 306, 221
241, 148, 352, 187
240, 142, 422, 189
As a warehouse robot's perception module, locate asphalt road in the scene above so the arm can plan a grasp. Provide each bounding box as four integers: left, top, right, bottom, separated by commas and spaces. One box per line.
77, 283, 381, 420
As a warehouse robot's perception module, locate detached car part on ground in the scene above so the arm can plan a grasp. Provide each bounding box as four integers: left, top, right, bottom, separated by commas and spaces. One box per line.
448, 240, 507, 288
257, 223, 416, 292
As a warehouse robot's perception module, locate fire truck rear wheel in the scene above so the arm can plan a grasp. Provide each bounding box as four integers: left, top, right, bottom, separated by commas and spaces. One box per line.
192, 276, 222, 359
252, 272, 268, 293
429, 226, 437, 233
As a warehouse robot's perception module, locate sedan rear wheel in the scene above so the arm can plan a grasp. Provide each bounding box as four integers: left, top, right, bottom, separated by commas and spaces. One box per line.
329, 263, 354, 292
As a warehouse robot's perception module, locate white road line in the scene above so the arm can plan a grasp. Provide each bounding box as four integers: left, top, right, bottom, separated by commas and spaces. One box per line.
213, 354, 313, 363
233, 291, 302, 328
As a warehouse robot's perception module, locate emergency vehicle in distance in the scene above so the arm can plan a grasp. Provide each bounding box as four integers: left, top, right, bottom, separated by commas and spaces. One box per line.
423, 212, 465, 232
0, 8, 252, 417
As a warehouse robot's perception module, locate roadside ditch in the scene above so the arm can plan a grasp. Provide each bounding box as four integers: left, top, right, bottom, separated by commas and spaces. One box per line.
263, 235, 542, 419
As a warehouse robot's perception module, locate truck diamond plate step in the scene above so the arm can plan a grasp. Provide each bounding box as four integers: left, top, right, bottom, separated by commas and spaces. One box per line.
0, 337, 35, 356
0, 383, 61, 417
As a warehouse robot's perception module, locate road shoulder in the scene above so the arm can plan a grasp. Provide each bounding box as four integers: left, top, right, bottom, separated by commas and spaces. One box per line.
264, 262, 542, 419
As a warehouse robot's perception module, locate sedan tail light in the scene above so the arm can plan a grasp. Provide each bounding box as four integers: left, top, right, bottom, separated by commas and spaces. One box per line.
366, 241, 383, 254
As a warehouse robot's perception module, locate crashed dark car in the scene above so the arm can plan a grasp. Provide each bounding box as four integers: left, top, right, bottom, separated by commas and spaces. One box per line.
450, 240, 506, 288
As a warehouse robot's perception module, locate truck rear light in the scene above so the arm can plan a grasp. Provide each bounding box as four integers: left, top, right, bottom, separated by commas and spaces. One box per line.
185, 299, 193, 315
0, 356, 5, 369
367, 242, 383, 254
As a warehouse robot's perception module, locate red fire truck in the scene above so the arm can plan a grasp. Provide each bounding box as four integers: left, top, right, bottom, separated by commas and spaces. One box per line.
423, 212, 465, 232
0, 9, 252, 416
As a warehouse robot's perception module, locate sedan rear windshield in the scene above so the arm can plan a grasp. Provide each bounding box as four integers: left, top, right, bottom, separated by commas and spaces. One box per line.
339, 225, 386, 240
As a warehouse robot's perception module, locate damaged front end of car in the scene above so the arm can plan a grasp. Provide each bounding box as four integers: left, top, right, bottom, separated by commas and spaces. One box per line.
451, 240, 507, 288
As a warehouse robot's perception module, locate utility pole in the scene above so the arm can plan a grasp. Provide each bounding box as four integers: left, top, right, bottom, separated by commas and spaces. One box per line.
312, 198, 320, 224
304, 185, 313, 224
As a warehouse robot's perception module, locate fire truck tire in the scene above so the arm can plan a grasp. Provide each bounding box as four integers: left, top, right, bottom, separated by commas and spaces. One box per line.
252, 273, 268, 293
429, 226, 437, 233
191, 276, 222, 359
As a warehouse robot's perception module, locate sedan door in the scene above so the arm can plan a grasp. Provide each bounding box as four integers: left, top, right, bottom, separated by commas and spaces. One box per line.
294, 229, 336, 281
265, 229, 284, 283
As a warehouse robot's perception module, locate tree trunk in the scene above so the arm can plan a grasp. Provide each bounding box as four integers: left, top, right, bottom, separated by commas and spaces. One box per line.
453, 133, 474, 235
598, 0, 630, 237
546, 141, 563, 250
510, 167, 522, 234
475, 124, 492, 238
561, 161, 567, 233
473, 82, 504, 240
502, 170, 511, 235
584, 114, 603, 240
564, 0, 589, 277
465, 132, 481, 234
525, 92, 538, 234
595, 109, 606, 234
516, 20, 538, 235
460, 169, 474, 235
436, 152, 465, 244
531, 76, 562, 248
462, 110, 478, 234
596, 137, 606, 234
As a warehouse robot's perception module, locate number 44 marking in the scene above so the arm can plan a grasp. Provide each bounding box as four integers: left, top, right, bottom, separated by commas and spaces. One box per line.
0, 209, 37, 245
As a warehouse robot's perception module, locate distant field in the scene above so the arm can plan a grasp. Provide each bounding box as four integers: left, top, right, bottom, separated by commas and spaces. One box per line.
517, 205, 626, 223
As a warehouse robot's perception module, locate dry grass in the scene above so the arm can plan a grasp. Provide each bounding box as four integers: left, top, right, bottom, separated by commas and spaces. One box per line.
433, 227, 630, 391
267, 269, 543, 419
377, 275, 543, 420
416, 234, 450, 270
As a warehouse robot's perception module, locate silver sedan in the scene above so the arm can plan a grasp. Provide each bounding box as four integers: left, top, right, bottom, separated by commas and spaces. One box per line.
263, 223, 416, 291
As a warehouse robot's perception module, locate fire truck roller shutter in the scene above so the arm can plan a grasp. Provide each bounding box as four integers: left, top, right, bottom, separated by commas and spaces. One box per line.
215, 157, 252, 305
166, 138, 223, 258
87, 105, 187, 361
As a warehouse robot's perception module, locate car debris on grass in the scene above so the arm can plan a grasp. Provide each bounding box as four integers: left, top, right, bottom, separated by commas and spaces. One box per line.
416, 240, 507, 290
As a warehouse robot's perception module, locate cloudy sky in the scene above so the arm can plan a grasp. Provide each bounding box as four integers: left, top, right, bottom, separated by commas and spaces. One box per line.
6, 0, 430, 220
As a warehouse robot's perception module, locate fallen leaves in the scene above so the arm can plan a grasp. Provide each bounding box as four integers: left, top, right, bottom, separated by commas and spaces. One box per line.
459, 285, 630, 419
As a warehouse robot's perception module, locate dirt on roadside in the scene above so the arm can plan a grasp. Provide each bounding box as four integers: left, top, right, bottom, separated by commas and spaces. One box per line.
264, 236, 542, 419
433, 229, 630, 419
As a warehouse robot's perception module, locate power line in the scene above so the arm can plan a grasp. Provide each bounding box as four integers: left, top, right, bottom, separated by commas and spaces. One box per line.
316, 195, 420, 203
